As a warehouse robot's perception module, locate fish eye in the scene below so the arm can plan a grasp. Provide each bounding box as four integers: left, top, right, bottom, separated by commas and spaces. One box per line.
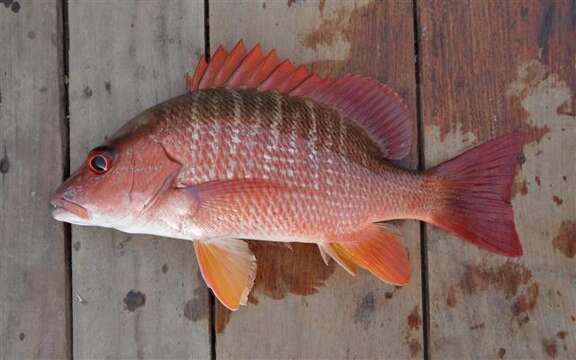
88, 153, 111, 174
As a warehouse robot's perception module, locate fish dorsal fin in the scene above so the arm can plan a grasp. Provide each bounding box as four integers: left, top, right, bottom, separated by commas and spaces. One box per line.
194, 238, 257, 311
325, 223, 411, 285
186, 40, 413, 160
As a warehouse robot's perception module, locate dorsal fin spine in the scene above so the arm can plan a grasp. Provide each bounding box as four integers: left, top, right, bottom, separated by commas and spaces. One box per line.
277, 65, 310, 93
289, 74, 325, 98
245, 50, 278, 88
198, 46, 228, 89
213, 41, 246, 87
225, 44, 263, 87
258, 60, 294, 91
188, 56, 208, 90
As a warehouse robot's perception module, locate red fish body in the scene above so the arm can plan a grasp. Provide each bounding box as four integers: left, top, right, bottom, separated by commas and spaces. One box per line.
137, 89, 423, 240
51, 41, 523, 310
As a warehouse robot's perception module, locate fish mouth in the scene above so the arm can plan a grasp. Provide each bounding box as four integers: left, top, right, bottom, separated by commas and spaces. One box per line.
50, 197, 90, 222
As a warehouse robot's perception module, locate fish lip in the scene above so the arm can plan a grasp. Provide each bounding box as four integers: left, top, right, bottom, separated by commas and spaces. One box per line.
50, 197, 90, 220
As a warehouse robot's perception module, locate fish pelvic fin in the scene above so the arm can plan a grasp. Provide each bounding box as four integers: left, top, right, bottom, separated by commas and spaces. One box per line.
424, 133, 524, 257
194, 238, 257, 311
324, 223, 410, 286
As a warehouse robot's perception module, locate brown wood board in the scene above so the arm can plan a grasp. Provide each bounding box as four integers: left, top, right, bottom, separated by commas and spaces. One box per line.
67, 1, 210, 358
0, 1, 69, 358
210, 1, 424, 358
418, 1, 575, 358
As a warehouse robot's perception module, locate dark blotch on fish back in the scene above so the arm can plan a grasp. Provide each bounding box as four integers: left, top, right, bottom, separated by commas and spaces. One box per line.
149, 88, 399, 179
211, 88, 237, 120
176, 89, 387, 172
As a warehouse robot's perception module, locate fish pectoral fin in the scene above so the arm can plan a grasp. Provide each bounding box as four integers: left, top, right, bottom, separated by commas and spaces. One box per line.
325, 223, 411, 286
179, 179, 294, 214
193, 238, 257, 311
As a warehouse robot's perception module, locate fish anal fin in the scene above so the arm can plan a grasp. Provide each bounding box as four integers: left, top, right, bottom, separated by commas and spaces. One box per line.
318, 243, 358, 276
194, 238, 257, 311
326, 224, 411, 285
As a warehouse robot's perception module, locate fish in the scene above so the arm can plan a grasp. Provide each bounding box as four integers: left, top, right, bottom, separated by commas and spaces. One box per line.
51, 40, 523, 310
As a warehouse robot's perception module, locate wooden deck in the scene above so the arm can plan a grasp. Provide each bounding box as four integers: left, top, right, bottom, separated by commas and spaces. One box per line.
1, 1, 574, 359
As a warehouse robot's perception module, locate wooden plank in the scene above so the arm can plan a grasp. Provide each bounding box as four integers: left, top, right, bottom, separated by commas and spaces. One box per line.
0, 1, 69, 358
419, 1, 575, 358
210, 1, 423, 358
67, 1, 210, 358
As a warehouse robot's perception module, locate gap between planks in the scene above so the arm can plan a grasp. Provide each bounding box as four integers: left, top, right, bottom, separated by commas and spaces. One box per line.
59, 0, 73, 358
205, 1, 216, 359
412, 0, 430, 359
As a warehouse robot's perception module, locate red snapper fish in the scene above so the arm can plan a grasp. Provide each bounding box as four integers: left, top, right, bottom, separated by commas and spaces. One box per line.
51, 41, 523, 310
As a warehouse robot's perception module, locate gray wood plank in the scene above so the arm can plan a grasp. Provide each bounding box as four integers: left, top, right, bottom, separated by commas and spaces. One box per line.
419, 1, 576, 358
67, 1, 210, 358
0, 1, 69, 358
210, 1, 424, 358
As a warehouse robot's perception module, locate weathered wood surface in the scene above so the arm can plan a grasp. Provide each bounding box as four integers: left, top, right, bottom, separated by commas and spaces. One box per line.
210, 1, 423, 358
0, 1, 69, 359
67, 1, 210, 358
419, 0, 575, 359
2, 1, 575, 359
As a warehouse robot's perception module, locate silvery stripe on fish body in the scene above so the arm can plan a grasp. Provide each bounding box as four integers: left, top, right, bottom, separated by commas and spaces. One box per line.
306, 100, 321, 191
207, 94, 221, 180
189, 91, 202, 166
244, 91, 264, 177
230, 90, 243, 149
268, 92, 283, 157
225, 90, 243, 179
158, 89, 392, 181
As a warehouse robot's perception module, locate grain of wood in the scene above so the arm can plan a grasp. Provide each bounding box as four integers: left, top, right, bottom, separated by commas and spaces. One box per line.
419, 1, 575, 358
210, 0, 423, 358
0, 1, 69, 358
67, 1, 210, 358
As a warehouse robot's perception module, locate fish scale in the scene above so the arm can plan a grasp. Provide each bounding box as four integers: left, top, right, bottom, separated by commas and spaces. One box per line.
51, 41, 523, 310
148, 88, 424, 239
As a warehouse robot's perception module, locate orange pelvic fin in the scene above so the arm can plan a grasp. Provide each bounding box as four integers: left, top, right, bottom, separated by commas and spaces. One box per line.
187, 40, 413, 160
325, 223, 410, 285
194, 239, 257, 311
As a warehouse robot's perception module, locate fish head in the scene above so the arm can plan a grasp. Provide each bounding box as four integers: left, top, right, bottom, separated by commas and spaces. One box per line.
50, 118, 182, 229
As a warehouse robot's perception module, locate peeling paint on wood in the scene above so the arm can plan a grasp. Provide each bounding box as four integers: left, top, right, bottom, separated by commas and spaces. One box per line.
553, 221, 576, 258
421, 1, 575, 358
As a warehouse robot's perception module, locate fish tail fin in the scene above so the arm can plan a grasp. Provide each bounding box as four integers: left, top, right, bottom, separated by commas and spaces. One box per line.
424, 133, 524, 256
